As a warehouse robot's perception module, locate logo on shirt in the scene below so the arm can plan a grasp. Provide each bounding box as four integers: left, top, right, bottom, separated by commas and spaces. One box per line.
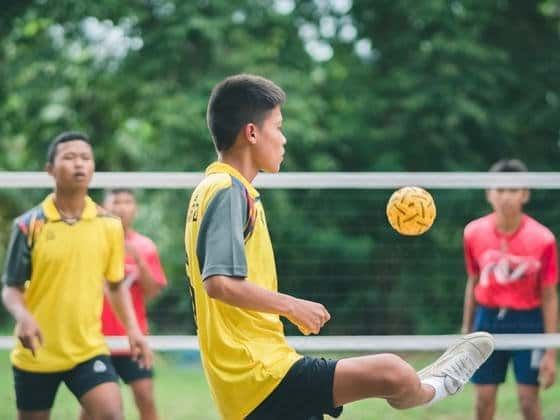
93, 360, 107, 373
479, 249, 541, 287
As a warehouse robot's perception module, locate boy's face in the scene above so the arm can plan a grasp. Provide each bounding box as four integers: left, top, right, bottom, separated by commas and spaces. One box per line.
105, 192, 137, 228
251, 106, 286, 173
47, 140, 94, 190
486, 188, 529, 217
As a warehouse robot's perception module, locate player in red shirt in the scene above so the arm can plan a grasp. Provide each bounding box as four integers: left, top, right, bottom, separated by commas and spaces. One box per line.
81, 189, 167, 420
461, 159, 558, 420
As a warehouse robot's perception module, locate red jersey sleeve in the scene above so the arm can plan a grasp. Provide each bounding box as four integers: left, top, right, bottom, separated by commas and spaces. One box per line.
540, 238, 558, 287
463, 227, 479, 277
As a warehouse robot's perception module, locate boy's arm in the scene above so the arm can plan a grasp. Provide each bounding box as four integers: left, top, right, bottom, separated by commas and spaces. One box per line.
126, 243, 165, 300
1, 219, 42, 355
538, 238, 558, 389
539, 284, 557, 389
106, 281, 153, 368
2, 286, 42, 356
461, 275, 478, 334
205, 275, 330, 335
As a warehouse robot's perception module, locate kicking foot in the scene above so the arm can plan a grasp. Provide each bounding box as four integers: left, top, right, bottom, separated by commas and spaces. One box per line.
417, 332, 495, 404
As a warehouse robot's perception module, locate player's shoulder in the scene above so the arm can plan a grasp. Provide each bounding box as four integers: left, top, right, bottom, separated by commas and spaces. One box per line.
524, 215, 556, 243
14, 205, 46, 235
95, 205, 123, 230
464, 214, 493, 237
129, 231, 158, 250
194, 172, 246, 200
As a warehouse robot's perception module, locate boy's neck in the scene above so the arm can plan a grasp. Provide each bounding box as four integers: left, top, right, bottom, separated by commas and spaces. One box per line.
219, 153, 259, 183
494, 212, 523, 234
53, 188, 87, 219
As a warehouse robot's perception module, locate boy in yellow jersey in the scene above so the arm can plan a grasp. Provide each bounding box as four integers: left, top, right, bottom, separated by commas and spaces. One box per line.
185, 74, 495, 420
1, 132, 153, 420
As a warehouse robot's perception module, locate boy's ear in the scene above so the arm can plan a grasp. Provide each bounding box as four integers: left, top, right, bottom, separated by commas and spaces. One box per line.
45, 162, 53, 176
243, 123, 258, 145
522, 189, 530, 204
485, 189, 491, 204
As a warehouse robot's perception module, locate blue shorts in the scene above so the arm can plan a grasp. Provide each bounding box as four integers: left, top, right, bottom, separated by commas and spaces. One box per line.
471, 305, 544, 386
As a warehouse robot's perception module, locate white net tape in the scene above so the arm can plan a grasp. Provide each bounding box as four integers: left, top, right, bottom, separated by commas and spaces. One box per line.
0, 172, 559, 189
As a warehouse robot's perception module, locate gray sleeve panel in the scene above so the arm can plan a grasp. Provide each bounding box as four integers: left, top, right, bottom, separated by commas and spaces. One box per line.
1, 221, 31, 287
197, 182, 248, 280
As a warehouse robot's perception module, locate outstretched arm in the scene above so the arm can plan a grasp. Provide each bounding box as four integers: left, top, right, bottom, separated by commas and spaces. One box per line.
205, 275, 330, 335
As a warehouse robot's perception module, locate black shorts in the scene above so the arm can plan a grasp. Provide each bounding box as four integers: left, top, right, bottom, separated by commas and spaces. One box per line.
246, 356, 343, 420
12, 354, 118, 411
111, 354, 153, 384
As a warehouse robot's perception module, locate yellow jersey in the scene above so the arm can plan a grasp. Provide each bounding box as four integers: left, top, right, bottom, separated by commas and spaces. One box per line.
2, 194, 124, 372
185, 162, 301, 419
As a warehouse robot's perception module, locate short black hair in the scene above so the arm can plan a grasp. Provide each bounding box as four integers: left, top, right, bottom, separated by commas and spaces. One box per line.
206, 74, 286, 151
104, 188, 135, 200
489, 159, 528, 172
47, 131, 91, 164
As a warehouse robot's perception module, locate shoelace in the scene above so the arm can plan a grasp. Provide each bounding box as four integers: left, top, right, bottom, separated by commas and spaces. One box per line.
441, 352, 478, 393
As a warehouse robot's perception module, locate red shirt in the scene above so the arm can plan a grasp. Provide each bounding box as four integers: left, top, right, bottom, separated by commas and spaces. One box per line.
464, 213, 558, 310
102, 230, 167, 342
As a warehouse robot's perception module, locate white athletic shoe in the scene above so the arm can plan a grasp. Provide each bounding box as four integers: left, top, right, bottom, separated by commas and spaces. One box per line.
417, 332, 495, 399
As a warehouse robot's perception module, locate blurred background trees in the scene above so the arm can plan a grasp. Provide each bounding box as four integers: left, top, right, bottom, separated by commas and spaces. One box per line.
1, 0, 559, 334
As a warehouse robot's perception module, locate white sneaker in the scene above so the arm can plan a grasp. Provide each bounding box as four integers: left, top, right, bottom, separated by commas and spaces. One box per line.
417, 332, 495, 398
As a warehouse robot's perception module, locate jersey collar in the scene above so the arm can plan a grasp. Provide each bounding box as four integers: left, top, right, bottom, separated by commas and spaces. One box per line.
42, 193, 98, 222
205, 161, 259, 198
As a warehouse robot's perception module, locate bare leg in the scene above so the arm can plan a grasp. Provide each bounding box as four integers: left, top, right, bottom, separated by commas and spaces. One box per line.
475, 384, 498, 420
18, 410, 50, 420
79, 382, 123, 420
517, 384, 541, 420
130, 378, 159, 420
332, 354, 435, 409
78, 407, 90, 420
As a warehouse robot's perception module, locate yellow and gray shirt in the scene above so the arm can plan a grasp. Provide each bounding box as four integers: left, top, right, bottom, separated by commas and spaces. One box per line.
185, 162, 301, 420
2, 194, 124, 372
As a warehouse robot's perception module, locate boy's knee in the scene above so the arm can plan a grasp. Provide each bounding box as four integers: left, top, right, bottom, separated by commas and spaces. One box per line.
86, 400, 123, 420
134, 389, 155, 408
87, 411, 123, 420
518, 392, 539, 414
380, 354, 419, 396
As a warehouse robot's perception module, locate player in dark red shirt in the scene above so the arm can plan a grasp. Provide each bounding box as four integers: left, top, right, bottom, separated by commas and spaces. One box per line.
461, 159, 557, 420
81, 189, 167, 420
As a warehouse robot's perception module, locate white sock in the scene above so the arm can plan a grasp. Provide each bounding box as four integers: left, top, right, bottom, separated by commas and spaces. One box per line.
421, 377, 448, 406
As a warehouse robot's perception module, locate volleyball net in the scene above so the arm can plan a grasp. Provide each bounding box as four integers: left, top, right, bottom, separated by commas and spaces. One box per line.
1, 171, 559, 353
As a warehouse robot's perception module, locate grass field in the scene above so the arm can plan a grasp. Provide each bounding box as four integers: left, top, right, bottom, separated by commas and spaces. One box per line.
1, 350, 560, 419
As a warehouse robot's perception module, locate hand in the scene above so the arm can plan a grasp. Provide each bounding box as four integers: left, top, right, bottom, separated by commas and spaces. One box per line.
539, 351, 556, 390
128, 329, 153, 369
15, 312, 43, 357
125, 243, 141, 263
285, 297, 330, 335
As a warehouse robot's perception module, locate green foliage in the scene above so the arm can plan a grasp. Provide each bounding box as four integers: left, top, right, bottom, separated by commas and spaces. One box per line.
1, 0, 559, 334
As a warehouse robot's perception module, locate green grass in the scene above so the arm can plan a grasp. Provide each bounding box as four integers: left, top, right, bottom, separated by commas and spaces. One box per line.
1, 351, 560, 419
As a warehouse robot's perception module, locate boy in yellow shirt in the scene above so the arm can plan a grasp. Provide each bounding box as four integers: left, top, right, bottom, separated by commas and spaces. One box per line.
2, 132, 152, 420
185, 74, 495, 420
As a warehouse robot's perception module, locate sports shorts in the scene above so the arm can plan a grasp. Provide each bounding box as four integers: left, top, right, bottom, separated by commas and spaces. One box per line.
12, 354, 118, 411
111, 354, 153, 384
471, 305, 544, 385
246, 356, 343, 420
